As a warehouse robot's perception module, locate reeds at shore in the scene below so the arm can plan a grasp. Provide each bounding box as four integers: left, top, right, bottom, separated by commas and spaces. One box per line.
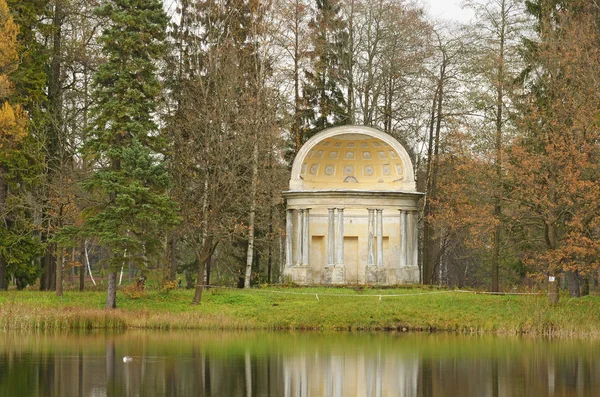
1, 287, 599, 337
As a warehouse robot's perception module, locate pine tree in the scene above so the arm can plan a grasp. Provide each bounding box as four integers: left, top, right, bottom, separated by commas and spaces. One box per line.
83, 0, 179, 308
301, 0, 349, 139
5, 0, 48, 111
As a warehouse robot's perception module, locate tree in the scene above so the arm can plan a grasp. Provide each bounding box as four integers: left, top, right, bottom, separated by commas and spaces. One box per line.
302, 0, 349, 137
461, 0, 528, 291
428, 129, 498, 287
0, 0, 44, 290
272, 0, 312, 156
5, 0, 59, 291
509, 0, 600, 302
167, 0, 285, 301
82, 0, 179, 308
422, 27, 466, 285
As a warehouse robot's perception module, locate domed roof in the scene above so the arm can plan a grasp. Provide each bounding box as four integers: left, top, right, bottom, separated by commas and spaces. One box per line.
289, 126, 416, 192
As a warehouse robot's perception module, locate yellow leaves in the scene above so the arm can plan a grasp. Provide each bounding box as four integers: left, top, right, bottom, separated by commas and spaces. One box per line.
0, 0, 26, 152
0, 74, 13, 99
0, 0, 19, 81
0, 101, 28, 149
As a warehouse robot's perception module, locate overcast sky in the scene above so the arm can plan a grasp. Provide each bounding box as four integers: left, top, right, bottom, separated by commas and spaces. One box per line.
421, 0, 475, 23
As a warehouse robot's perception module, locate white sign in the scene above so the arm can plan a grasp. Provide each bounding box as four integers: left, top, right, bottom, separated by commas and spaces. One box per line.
549, 276, 555, 282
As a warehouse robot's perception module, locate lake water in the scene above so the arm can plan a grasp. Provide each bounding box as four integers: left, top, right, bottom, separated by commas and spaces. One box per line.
0, 331, 598, 396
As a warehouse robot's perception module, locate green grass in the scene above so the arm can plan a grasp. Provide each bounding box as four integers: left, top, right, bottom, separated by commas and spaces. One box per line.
1, 286, 600, 336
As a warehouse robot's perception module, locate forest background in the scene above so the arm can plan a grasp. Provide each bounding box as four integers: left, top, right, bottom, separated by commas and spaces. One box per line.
0, 0, 599, 308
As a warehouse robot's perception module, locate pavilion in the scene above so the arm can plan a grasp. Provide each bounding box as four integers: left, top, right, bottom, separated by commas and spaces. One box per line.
282, 125, 423, 285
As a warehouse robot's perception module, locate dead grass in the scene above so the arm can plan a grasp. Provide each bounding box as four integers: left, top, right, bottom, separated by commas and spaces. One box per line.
1, 287, 600, 336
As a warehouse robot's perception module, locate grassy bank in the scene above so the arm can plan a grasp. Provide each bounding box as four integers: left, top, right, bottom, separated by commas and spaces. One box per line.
1, 286, 599, 336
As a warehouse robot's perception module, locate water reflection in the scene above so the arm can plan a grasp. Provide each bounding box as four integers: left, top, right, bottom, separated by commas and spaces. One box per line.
0, 332, 599, 396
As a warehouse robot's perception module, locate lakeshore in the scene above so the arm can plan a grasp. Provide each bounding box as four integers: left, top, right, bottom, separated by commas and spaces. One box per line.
1, 286, 599, 337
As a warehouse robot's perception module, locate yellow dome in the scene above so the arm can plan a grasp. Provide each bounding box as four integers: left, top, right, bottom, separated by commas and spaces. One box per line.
289, 126, 416, 192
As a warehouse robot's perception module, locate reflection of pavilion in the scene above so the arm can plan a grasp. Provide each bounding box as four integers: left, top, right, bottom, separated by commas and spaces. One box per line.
283, 126, 423, 285
282, 349, 419, 397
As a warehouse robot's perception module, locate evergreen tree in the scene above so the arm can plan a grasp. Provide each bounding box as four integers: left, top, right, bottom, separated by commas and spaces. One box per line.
301, 0, 349, 140
5, 0, 48, 111
83, 0, 179, 308
0, 0, 44, 289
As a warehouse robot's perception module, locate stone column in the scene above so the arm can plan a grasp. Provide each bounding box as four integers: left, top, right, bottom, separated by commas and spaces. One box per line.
286, 209, 293, 267
376, 209, 384, 266
302, 208, 310, 265
327, 208, 336, 265
336, 208, 344, 265
412, 211, 419, 269
367, 209, 375, 265
399, 210, 407, 268
296, 209, 304, 266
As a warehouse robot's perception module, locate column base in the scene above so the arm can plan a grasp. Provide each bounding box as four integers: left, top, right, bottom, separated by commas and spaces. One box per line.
286, 265, 313, 285
283, 266, 293, 282
324, 264, 346, 284
396, 266, 420, 284
365, 265, 386, 284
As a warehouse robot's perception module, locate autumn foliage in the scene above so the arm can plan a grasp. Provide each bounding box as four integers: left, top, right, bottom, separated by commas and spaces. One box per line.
507, 5, 600, 283
0, 0, 27, 148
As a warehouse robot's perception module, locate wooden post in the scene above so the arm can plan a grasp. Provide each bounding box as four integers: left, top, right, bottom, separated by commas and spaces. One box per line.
548, 275, 559, 305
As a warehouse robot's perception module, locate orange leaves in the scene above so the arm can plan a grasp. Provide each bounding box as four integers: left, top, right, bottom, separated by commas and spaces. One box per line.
430, 130, 498, 250
507, 6, 600, 277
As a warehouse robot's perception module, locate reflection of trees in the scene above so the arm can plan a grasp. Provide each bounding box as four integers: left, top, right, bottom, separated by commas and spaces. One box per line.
0, 353, 38, 397
1, 334, 600, 396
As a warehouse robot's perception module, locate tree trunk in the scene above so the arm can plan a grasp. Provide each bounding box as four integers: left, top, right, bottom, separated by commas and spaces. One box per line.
105, 271, 117, 309
491, 0, 507, 293
567, 271, 580, 298
491, 217, 500, 292
56, 247, 63, 297
192, 258, 206, 305
346, 0, 355, 124
168, 233, 177, 281
192, 236, 213, 305
581, 277, 589, 297
70, 248, 76, 286
0, 168, 7, 290
244, 139, 259, 288
79, 253, 85, 292
267, 208, 273, 284
0, 255, 6, 290
206, 252, 212, 287
43, 0, 64, 294
293, 0, 302, 154
40, 243, 57, 291
423, 63, 445, 285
